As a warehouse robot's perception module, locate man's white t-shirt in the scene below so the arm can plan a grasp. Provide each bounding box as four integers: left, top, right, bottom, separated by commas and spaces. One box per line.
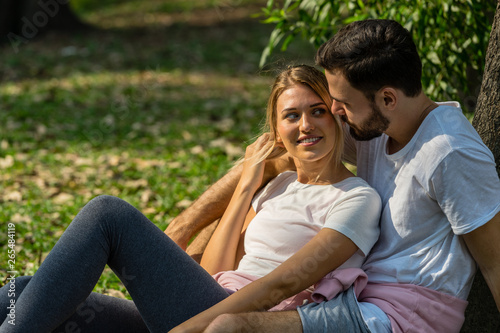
236, 171, 382, 278
342, 102, 500, 300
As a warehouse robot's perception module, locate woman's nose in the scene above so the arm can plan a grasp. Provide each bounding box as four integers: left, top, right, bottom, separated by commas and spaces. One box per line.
300, 114, 314, 132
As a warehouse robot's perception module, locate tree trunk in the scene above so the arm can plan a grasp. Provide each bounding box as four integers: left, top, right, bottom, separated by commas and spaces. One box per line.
1, 0, 91, 46
472, 2, 500, 175
0, 0, 23, 42
463, 2, 500, 332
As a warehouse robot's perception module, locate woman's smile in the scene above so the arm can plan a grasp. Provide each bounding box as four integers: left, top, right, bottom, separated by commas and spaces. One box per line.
297, 136, 323, 146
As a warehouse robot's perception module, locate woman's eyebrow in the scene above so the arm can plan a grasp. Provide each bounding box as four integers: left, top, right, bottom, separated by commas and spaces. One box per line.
310, 102, 326, 107
281, 102, 326, 113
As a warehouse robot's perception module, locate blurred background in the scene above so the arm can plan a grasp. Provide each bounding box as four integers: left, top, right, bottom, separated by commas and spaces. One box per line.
0, 1, 498, 330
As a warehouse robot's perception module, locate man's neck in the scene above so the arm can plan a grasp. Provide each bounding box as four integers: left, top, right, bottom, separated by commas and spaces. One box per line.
386, 94, 437, 154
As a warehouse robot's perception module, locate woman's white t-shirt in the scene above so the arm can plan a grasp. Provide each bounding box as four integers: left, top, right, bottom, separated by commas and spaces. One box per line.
236, 171, 381, 278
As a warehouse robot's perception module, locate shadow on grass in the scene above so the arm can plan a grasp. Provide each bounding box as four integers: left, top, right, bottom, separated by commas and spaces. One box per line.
0, 2, 315, 83
0, 1, 316, 150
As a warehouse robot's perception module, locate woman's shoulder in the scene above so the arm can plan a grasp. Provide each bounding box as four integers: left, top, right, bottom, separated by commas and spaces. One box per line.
332, 177, 381, 208
335, 176, 377, 194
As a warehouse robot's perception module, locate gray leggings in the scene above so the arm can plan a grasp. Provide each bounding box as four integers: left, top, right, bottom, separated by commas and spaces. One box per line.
0, 195, 229, 332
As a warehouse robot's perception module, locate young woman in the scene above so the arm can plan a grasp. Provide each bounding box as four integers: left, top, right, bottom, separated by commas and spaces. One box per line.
0, 65, 381, 333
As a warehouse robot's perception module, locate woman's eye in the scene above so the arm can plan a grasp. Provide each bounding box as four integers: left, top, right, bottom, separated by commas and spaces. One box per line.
284, 113, 299, 120
313, 108, 326, 116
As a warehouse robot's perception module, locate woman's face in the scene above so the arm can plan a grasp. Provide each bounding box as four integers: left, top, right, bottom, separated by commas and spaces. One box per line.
276, 84, 336, 164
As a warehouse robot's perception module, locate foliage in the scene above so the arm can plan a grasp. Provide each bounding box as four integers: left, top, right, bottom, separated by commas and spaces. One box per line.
258, 0, 497, 111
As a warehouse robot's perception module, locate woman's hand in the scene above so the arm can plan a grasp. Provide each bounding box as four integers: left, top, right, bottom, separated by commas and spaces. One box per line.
239, 133, 283, 193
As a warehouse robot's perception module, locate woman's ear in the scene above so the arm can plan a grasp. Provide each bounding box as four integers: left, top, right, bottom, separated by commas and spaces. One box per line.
275, 133, 284, 147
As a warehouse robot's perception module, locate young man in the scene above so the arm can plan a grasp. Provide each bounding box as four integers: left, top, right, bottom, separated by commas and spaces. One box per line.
166, 19, 500, 332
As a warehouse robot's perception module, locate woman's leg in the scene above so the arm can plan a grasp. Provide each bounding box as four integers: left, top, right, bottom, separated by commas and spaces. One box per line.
0, 276, 149, 332
0, 195, 229, 332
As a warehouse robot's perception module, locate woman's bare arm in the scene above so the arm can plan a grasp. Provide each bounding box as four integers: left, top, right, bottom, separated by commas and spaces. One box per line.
165, 148, 294, 250
201, 135, 281, 274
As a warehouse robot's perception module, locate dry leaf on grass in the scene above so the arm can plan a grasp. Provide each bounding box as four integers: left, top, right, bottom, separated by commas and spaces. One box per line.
103, 289, 127, 299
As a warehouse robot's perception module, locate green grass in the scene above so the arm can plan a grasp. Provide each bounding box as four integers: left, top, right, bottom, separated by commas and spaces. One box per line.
0, 0, 315, 298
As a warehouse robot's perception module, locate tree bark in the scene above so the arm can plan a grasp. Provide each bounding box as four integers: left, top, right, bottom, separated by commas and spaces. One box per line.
464, 2, 500, 332
472, 2, 500, 175
0, 0, 23, 42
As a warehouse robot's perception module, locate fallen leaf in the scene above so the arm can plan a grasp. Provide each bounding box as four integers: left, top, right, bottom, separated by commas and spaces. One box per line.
176, 199, 192, 209
190, 145, 204, 155
3, 191, 22, 202
141, 189, 154, 203
52, 192, 74, 205
167, 161, 182, 169
103, 289, 127, 299
215, 118, 235, 131
11, 213, 31, 223
0, 155, 14, 169
124, 179, 148, 189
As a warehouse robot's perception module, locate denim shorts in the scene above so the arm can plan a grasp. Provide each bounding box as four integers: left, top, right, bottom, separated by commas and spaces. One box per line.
297, 286, 391, 333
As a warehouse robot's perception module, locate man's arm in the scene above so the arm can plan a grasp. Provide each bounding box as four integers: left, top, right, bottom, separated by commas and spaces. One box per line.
463, 211, 500, 311
204, 311, 302, 333
165, 165, 240, 250
165, 152, 294, 250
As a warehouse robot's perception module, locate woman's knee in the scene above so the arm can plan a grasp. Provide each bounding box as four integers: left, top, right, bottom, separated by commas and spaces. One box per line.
81, 195, 133, 219
72, 195, 131, 230
86, 195, 124, 211
78, 195, 149, 232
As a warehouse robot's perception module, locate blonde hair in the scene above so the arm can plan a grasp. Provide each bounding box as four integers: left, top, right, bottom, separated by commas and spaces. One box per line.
258, 65, 344, 166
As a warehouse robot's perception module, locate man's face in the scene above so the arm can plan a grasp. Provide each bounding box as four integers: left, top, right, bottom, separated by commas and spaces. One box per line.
325, 70, 389, 141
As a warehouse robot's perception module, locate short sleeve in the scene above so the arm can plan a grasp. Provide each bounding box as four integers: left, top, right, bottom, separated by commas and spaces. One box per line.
431, 148, 500, 235
323, 187, 382, 256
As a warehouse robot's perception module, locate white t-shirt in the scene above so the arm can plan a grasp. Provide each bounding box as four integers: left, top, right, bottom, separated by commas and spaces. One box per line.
343, 102, 500, 300
236, 171, 381, 278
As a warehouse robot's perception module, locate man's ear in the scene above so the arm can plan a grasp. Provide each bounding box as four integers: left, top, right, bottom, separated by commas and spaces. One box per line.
379, 88, 398, 110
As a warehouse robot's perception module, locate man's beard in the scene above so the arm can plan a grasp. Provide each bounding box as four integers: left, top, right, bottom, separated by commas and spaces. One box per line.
341, 103, 389, 141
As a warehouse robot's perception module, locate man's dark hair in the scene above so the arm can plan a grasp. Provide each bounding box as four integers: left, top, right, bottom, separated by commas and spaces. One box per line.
315, 19, 422, 101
